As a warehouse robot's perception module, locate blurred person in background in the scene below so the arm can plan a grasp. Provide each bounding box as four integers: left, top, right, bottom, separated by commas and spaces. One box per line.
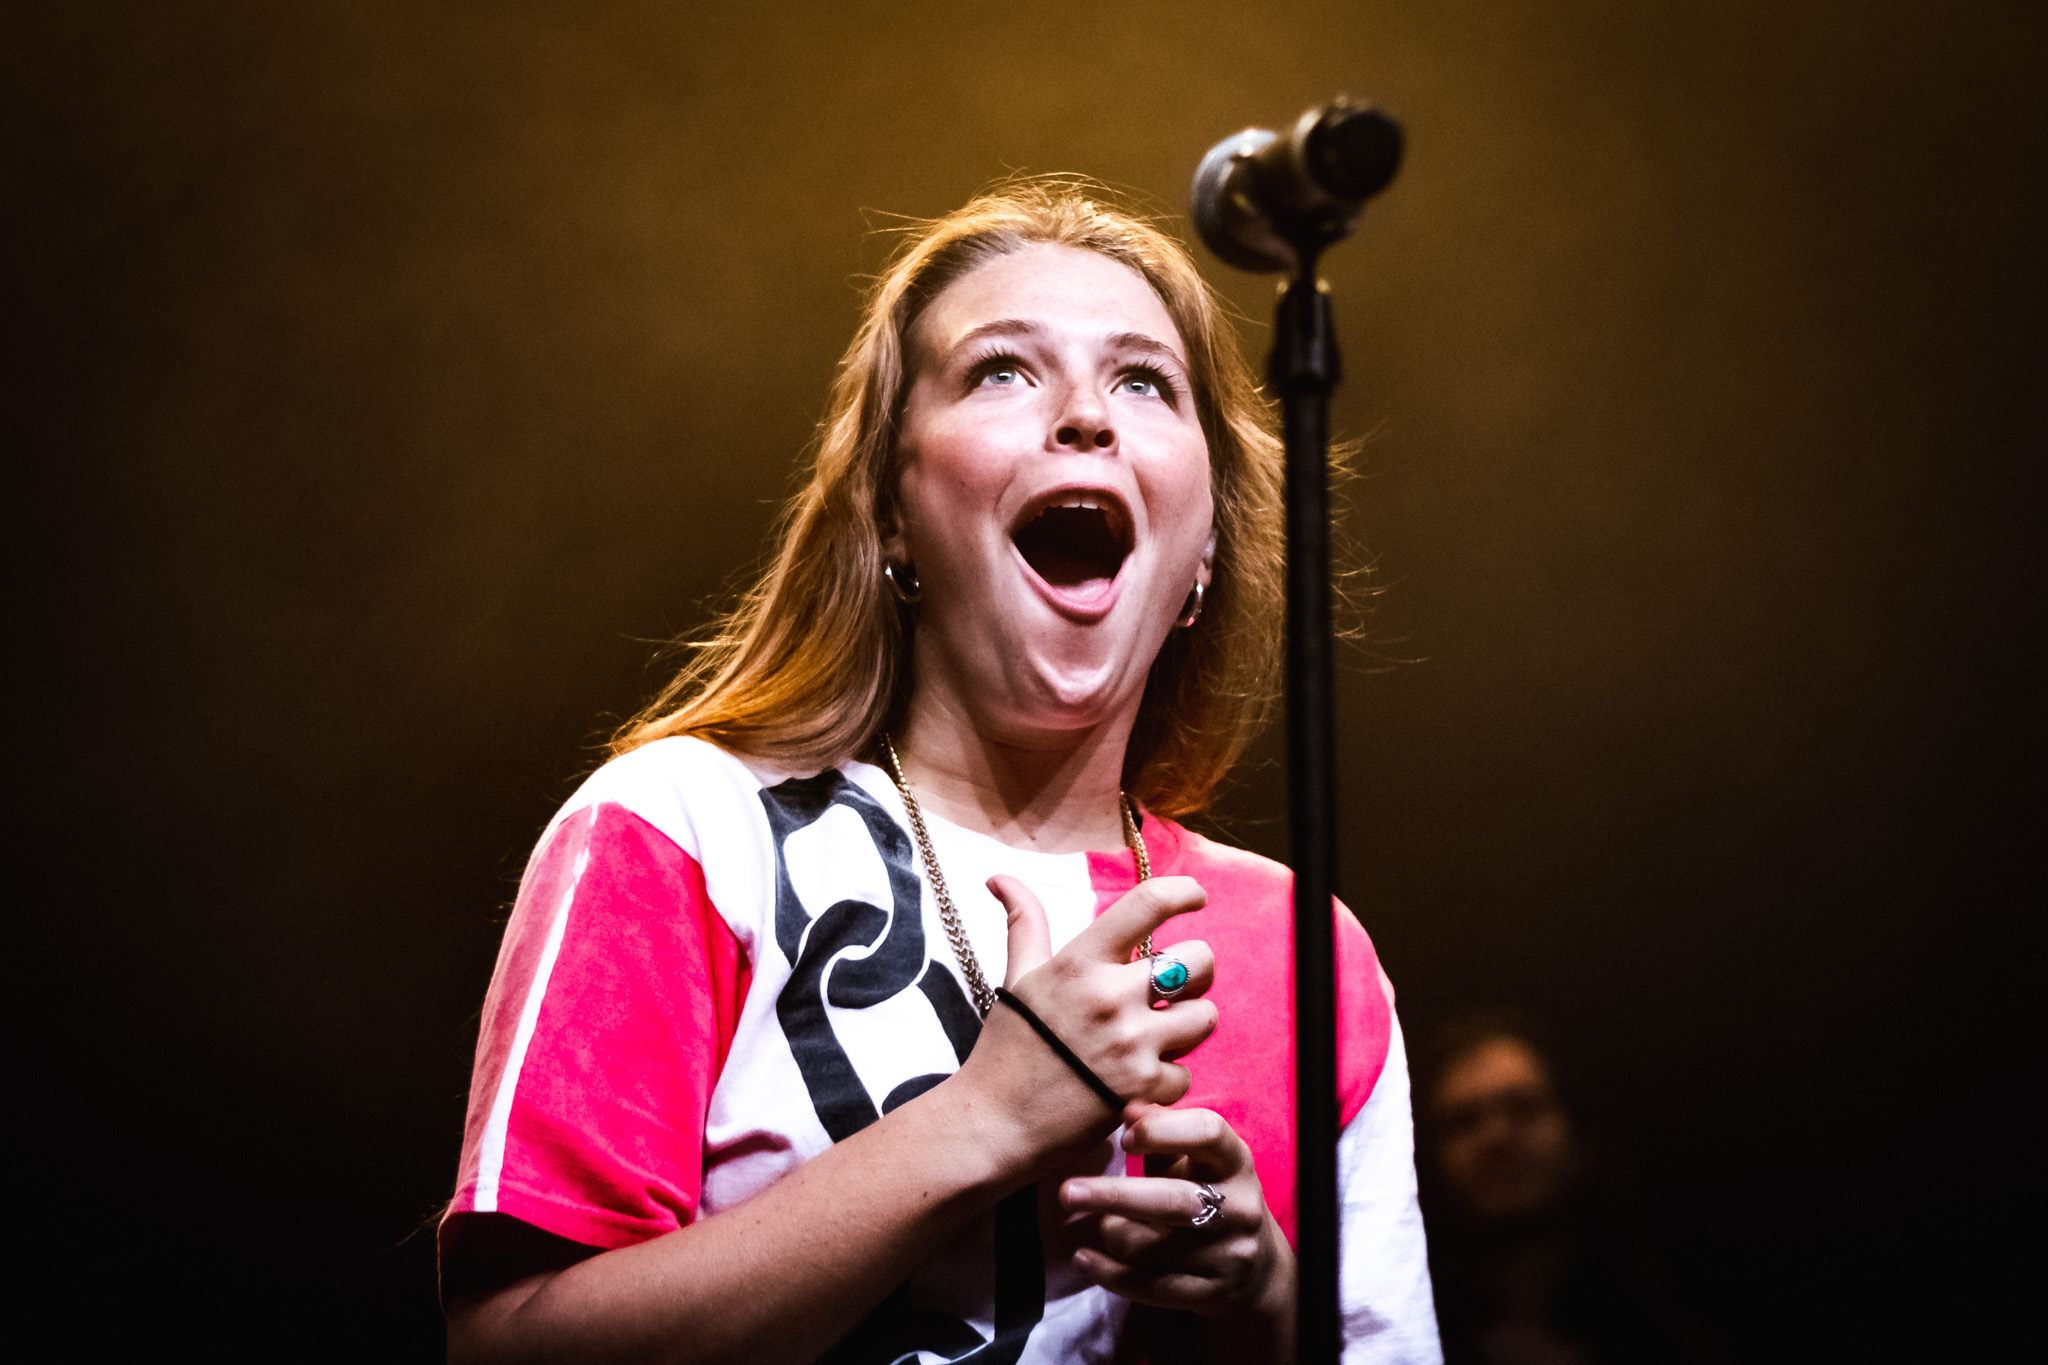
1418, 1015, 1712, 1365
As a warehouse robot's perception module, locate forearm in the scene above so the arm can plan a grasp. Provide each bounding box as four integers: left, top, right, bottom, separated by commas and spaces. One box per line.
450, 1080, 1036, 1365
450, 1003, 1117, 1365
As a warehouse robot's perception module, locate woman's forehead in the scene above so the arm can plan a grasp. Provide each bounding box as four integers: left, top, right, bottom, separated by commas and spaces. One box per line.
909, 243, 1187, 364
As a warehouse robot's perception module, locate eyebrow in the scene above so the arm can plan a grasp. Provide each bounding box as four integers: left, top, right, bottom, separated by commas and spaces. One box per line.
1106, 331, 1188, 368
948, 318, 1188, 368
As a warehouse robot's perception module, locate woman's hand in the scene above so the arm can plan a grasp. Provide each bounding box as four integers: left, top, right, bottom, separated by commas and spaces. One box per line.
951, 875, 1218, 1177
1059, 1104, 1296, 1356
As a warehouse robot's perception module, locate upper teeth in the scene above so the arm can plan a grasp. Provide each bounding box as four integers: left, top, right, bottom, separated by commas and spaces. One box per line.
1057, 496, 1103, 510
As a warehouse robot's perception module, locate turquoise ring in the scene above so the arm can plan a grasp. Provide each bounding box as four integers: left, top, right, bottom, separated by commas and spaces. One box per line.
1149, 953, 1191, 1000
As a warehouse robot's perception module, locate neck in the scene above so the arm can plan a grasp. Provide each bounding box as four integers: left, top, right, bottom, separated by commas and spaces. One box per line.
889, 689, 1135, 856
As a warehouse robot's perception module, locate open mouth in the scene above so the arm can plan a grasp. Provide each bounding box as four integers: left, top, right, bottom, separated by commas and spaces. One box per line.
1010, 493, 1132, 593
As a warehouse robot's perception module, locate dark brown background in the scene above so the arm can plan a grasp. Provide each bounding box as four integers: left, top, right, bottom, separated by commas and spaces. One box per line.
6, 1, 2039, 1357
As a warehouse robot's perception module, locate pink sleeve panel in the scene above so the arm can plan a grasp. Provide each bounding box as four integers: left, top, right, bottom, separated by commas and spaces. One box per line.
1093, 818, 1393, 1249
441, 801, 751, 1258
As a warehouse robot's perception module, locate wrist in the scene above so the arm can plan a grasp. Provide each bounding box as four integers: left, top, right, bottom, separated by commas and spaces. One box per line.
938, 1007, 1120, 1183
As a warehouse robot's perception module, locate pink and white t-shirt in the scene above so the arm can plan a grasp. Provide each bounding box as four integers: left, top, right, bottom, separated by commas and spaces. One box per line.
443, 736, 1441, 1363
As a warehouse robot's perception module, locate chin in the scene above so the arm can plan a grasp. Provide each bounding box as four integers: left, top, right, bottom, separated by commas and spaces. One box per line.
987, 659, 1138, 742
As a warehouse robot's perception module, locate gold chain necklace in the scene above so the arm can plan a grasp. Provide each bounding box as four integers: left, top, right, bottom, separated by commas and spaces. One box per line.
881, 734, 1152, 1019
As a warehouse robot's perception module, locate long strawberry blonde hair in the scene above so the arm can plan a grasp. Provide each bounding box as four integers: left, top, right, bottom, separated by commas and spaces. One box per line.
612, 177, 1284, 817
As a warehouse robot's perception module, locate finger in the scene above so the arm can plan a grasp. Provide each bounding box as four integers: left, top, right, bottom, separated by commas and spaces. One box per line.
1092, 1214, 1261, 1273
1062, 1175, 1225, 1226
1144, 1059, 1192, 1107
1090, 1214, 1184, 1266
1120, 1097, 1165, 1129
1141, 937, 1215, 1003
986, 875, 1052, 987
1149, 997, 1218, 1062
1072, 876, 1207, 964
1122, 1106, 1249, 1174
1070, 1250, 1226, 1312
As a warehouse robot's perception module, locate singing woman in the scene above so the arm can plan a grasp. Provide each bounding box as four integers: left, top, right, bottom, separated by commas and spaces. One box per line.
440, 178, 1440, 1364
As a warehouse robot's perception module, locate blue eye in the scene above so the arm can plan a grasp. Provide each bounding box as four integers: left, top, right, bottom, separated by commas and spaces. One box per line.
1120, 367, 1175, 402
969, 353, 1029, 389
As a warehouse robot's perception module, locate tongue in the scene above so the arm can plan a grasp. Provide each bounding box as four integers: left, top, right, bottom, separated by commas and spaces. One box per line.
1014, 508, 1125, 591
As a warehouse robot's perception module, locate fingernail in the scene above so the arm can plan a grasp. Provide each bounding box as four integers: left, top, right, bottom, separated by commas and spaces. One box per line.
1062, 1180, 1091, 1204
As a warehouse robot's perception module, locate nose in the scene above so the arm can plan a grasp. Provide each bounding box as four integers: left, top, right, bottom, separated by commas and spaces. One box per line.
1052, 386, 1116, 452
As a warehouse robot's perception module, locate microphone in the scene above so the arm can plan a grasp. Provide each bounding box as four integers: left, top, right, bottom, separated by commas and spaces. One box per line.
1190, 98, 1404, 274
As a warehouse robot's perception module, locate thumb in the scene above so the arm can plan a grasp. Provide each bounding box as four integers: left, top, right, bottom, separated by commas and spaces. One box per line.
987, 875, 1053, 987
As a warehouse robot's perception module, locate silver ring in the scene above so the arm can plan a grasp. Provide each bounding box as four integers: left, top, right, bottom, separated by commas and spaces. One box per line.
1190, 1181, 1224, 1228
1148, 953, 1191, 1000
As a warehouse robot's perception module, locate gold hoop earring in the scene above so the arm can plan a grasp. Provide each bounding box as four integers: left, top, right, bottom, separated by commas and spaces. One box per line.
884, 561, 922, 605
1176, 581, 1205, 628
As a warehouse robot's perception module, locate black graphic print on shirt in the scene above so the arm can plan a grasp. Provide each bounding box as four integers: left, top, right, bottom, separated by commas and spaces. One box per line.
759, 770, 1045, 1365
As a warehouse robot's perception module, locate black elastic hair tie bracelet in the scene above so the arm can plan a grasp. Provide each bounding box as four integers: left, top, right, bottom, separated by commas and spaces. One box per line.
993, 988, 1123, 1111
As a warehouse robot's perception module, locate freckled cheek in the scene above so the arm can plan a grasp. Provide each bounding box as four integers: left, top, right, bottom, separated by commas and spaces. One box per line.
901, 466, 1014, 567
1145, 474, 1215, 546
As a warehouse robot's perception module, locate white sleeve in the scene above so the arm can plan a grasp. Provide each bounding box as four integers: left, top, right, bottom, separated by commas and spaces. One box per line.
1338, 1011, 1443, 1364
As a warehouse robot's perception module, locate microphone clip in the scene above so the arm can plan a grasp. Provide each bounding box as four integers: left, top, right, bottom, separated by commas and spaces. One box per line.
1191, 98, 1404, 277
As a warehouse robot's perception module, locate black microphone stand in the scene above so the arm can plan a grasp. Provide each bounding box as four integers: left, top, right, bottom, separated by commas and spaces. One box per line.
1274, 256, 1346, 1364
1190, 99, 1401, 1362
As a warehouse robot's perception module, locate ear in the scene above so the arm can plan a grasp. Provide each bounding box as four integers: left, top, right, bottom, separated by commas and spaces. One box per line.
878, 484, 910, 566
1196, 528, 1217, 588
